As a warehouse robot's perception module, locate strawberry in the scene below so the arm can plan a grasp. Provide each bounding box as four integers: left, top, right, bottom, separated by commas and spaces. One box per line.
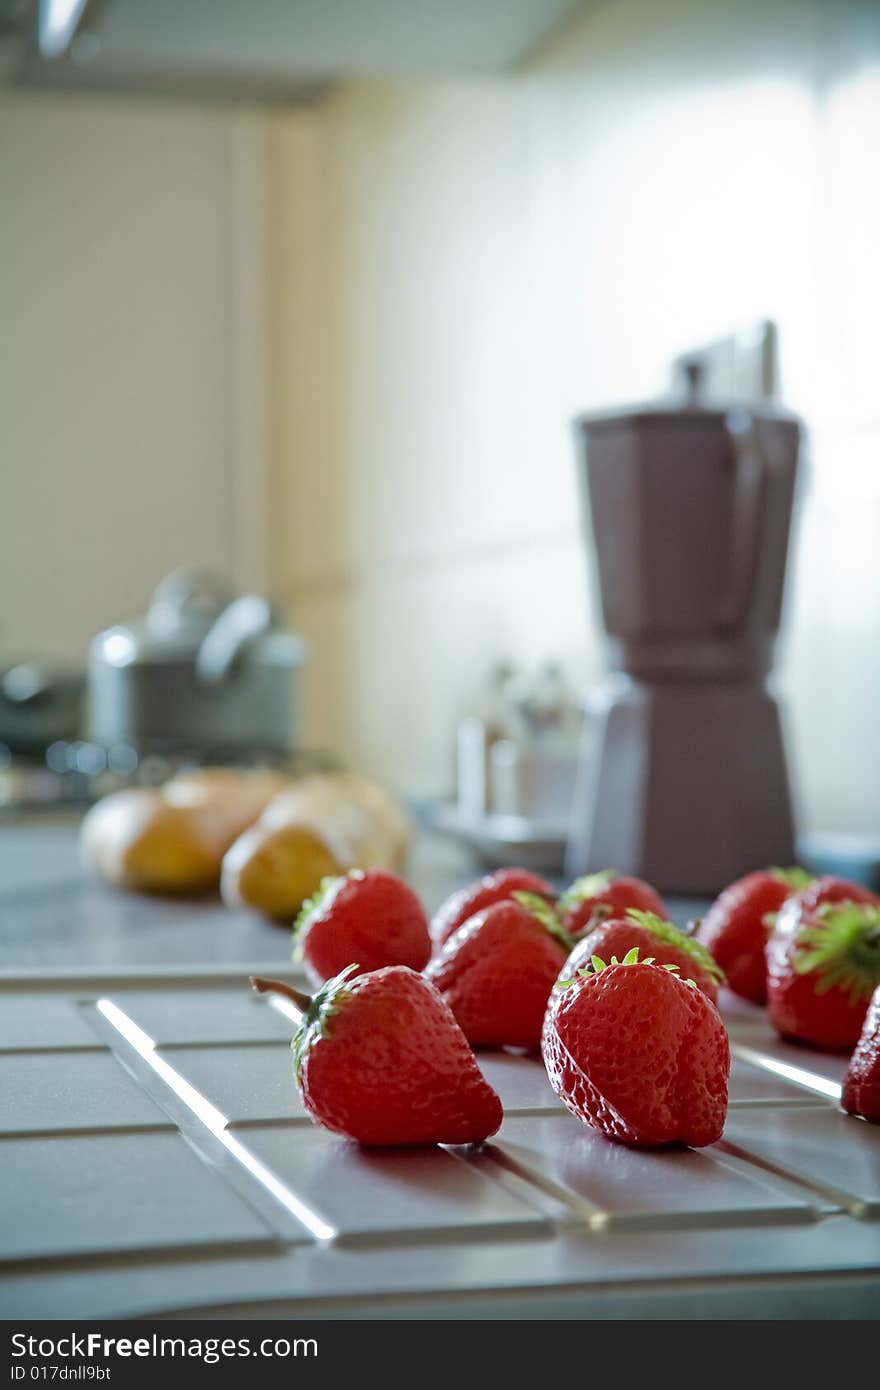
252, 968, 502, 1146
556, 909, 724, 1004
293, 869, 431, 987
766, 876, 880, 1050
542, 948, 730, 1148
557, 869, 666, 940
429, 867, 555, 949
424, 892, 572, 1049
842, 984, 880, 1123
696, 867, 811, 1003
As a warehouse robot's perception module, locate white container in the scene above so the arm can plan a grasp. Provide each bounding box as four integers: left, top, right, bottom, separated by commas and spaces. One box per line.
489, 737, 579, 823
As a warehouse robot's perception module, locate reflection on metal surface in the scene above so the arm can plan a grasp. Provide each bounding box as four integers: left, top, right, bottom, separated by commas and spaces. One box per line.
95, 998, 335, 1240
39, 0, 89, 59
731, 1042, 843, 1102
265, 992, 301, 1027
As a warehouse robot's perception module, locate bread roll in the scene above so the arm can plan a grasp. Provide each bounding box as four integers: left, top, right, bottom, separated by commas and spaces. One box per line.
220, 821, 347, 921
164, 767, 291, 840
80, 788, 227, 894
221, 773, 410, 920
81, 768, 292, 895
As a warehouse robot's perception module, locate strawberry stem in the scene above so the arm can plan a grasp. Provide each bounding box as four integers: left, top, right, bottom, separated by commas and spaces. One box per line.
251, 975, 312, 1016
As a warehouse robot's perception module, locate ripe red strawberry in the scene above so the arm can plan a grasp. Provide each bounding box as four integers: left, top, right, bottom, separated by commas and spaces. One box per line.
842, 984, 880, 1123
696, 867, 810, 1003
766, 877, 880, 1050
429, 867, 555, 949
424, 892, 572, 1049
293, 869, 431, 988
557, 869, 666, 940
252, 967, 502, 1146
542, 948, 730, 1148
557, 910, 724, 1004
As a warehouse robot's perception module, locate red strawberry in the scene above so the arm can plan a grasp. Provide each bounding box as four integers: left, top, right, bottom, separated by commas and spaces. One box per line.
430, 867, 555, 949
696, 867, 810, 1003
557, 910, 724, 1004
252, 968, 502, 1146
766, 877, 880, 1050
424, 893, 572, 1049
557, 869, 666, 940
842, 984, 880, 1123
293, 869, 431, 987
542, 948, 730, 1148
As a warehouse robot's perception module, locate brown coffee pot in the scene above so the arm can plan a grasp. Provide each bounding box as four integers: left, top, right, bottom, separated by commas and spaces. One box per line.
566, 402, 801, 896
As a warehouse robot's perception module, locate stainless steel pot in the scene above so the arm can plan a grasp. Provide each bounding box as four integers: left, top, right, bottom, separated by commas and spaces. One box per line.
87, 568, 306, 758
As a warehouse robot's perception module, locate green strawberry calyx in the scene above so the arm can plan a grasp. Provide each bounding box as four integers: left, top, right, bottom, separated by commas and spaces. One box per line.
512, 891, 574, 951
556, 946, 698, 989
769, 866, 812, 892
290, 962, 360, 1081
292, 874, 341, 937
625, 909, 727, 985
291, 873, 353, 959
793, 902, 880, 1004
557, 869, 617, 913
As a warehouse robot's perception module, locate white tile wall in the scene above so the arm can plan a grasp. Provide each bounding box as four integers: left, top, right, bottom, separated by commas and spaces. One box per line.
270, 0, 880, 833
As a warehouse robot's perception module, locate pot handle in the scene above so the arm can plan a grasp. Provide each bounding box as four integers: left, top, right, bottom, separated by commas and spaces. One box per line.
195, 594, 275, 686
715, 410, 768, 631
147, 567, 235, 637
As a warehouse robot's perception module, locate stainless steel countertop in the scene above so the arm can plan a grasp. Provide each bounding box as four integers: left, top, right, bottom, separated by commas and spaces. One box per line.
5, 822, 876, 1322
0, 819, 506, 973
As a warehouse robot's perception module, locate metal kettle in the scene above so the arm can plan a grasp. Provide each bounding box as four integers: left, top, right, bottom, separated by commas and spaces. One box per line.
87, 568, 306, 758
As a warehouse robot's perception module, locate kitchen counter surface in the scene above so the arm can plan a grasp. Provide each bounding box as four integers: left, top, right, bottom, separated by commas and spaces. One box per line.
0, 820, 502, 974
2, 822, 877, 1321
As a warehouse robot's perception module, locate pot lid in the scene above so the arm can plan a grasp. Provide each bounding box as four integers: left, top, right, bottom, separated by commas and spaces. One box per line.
91, 568, 305, 675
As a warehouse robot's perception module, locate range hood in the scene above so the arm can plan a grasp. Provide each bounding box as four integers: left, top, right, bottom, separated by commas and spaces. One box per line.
4, 0, 592, 105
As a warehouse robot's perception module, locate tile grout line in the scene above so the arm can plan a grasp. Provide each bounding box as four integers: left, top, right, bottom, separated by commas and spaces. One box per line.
0, 964, 308, 990
715, 1138, 866, 1218
0, 1121, 177, 1142
0, 1236, 277, 1280
83, 997, 335, 1245
476, 1141, 606, 1229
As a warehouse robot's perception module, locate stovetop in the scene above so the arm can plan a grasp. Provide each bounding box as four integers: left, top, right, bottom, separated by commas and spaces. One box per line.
0, 745, 330, 821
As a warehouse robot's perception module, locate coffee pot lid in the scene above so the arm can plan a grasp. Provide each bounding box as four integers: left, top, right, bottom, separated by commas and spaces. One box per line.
576, 397, 800, 435
576, 355, 800, 435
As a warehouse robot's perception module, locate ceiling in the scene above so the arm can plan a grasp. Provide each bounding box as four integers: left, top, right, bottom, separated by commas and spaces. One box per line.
1, 0, 592, 104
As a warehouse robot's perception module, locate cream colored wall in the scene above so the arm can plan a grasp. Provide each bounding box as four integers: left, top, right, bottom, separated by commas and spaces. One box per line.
0, 91, 271, 665
272, 0, 880, 836
269, 82, 597, 799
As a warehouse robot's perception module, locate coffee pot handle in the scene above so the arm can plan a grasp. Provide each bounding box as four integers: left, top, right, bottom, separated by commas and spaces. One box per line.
716, 410, 768, 631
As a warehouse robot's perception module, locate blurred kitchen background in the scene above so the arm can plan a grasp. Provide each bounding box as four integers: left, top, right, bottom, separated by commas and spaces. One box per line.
1, 0, 878, 866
